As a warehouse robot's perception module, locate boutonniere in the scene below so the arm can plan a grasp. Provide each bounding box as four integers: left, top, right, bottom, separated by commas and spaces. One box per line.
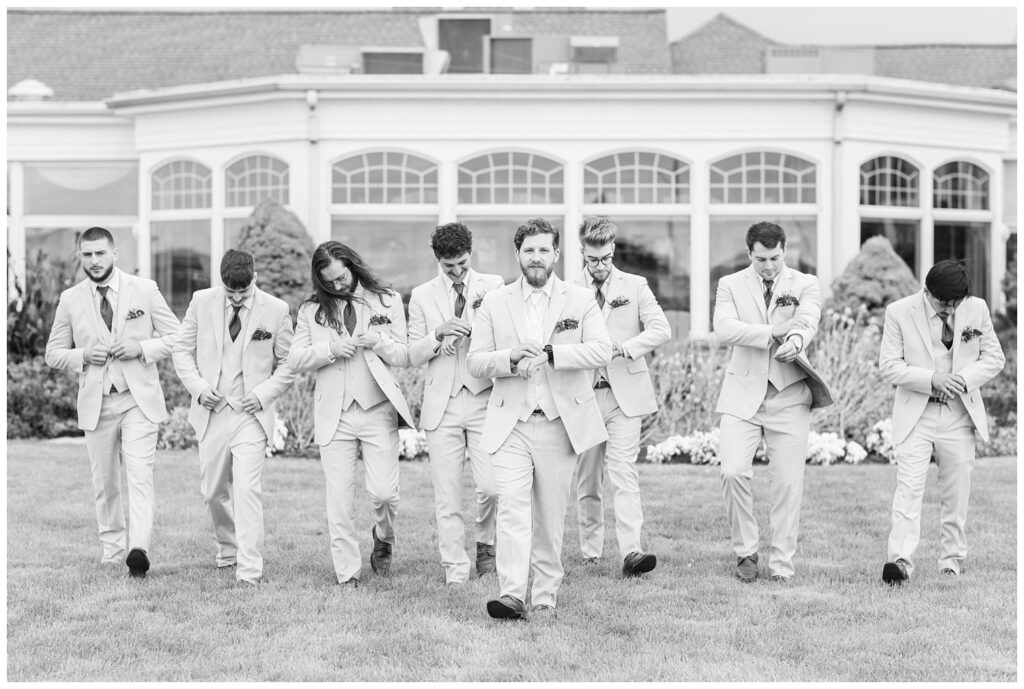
368, 313, 392, 326
609, 296, 630, 308
471, 293, 485, 310
125, 309, 145, 321
960, 326, 983, 343
251, 327, 273, 341
774, 293, 800, 308
554, 318, 579, 334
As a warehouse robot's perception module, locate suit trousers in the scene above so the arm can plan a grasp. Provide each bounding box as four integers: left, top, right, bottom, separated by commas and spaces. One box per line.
575, 387, 644, 560
319, 401, 400, 583
719, 381, 811, 579
83, 390, 158, 561
492, 414, 577, 608
425, 387, 496, 584
198, 407, 267, 582
888, 401, 975, 576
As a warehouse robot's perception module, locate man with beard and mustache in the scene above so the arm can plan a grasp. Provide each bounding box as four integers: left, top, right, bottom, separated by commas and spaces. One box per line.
468, 218, 612, 622
713, 221, 824, 584
45, 226, 180, 578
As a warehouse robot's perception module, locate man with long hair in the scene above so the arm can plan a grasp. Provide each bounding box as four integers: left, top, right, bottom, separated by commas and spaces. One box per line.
287, 241, 413, 587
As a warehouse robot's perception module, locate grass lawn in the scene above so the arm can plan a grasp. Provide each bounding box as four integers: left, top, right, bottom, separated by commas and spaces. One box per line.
6, 440, 1016, 681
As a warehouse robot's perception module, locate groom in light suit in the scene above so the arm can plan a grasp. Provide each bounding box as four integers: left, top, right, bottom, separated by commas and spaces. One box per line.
407, 223, 505, 585
879, 260, 1005, 584
573, 216, 670, 578
468, 218, 612, 621
45, 226, 180, 578
713, 221, 822, 583
172, 250, 296, 585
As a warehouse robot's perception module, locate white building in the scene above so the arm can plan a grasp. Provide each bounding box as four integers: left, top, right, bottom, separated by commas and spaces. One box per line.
7, 9, 1017, 335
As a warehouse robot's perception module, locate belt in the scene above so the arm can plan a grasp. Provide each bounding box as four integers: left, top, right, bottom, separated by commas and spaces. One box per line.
593, 380, 611, 390
927, 395, 947, 404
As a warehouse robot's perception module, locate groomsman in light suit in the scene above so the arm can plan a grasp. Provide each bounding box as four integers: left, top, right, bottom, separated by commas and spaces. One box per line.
879, 260, 1005, 585
288, 241, 414, 587
713, 221, 822, 583
408, 223, 506, 585
45, 226, 180, 578
573, 217, 670, 577
468, 218, 612, 621
172, 250, 296, 585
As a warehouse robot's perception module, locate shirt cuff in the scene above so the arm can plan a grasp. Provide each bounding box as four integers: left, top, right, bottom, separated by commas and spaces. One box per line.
786, 333, 804, 352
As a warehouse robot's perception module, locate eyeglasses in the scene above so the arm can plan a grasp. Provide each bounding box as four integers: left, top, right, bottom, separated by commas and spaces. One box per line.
584, 255, 614, 267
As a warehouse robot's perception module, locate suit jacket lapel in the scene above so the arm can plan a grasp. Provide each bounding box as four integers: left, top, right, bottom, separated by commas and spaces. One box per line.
242, 289, 265, 350
506, 277, 529, 344
212, 289, 226, 353
910, 295, 936, 368
113, 271, 134, 337
766, 268, 791, 317
542, 276, 568, 342
746, 267, 768, 322
79, 280, 104, 339
431, 276, 451, 321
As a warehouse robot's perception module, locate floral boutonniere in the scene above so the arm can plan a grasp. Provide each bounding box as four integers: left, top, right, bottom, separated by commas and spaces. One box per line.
774, 293, 800, 308
609, 296, 631, 309
960, 326, 983, 343
471, 293, 485, 310
251, 327, 273, 341
554, 318, 579, 334
125, 309, 145, 321
368, 313, 392, 326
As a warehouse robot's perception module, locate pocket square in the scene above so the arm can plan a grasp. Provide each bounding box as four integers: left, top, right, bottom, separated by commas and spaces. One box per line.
251, 327, 273, 341
125, 309, 145, 321
472, 293, 485, 310
609, 296, 630, 308
554, 318, 579, 333
960, 326, 982, 343
368, 313, 392, 326
774, 293, 800, 307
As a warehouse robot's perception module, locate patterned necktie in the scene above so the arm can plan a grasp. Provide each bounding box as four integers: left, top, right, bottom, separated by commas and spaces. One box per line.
763, 279, 774, 309
343, 300, 356, 336
97, 286, 113, 332
594, 280, 606, 309
940, 311, 953, 350
453, 282, 466, 318
229, 305, 242, 342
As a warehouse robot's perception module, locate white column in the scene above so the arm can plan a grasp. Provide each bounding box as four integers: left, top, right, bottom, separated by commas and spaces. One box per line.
8, 162, 26, 296
439, 159, 458, 224
138, 162, 151, 279
210, 164, 225, 288
919, 167, 934, 278
689, 159, 710, 337
562, 158, 582, 282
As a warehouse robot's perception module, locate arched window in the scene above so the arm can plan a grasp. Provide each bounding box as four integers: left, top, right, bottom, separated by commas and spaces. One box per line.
709, 151, 816, 204
151, 160, 212, 210
332, 151, 438, 204
933, 161, 989, 210
458, 151, 563, 204
225, 155, 289, 208
860, 156, 919, 207
583, 151, 689, 204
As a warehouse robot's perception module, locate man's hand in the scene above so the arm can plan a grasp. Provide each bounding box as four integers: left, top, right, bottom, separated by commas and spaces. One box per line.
511, 341, 543, 364
931, 372, 966, 397
611, 342, 624, 359
84, 343, 111, 366
329, 340, 357, 359
110, 339, 143, 360
241, 392, 263, 414
516, 352, 549, 377
773, 340, 800, 363
439, 336, 461, 357
435, 317, 472, 341
199, 388, 224, 410
353, 332, 381, 349
770, 318, 797, 339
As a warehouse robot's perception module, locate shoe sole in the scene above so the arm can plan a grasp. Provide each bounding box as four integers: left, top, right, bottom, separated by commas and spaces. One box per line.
486, 600, 524, 620
624, 554, 657, 577
882, 562, 907, 585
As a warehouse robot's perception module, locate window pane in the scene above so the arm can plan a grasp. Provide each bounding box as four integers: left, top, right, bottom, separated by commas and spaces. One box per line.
24, 163, 138, 216
457, 216, 564, 284
439, 18, 490, 74
151, 219, 211, 317
152, 161, 212, 211
491, 38, 532, 74
26, 226, 138, 276
860, 219, 920, 276
225, 155, 289, 208
934, 221, 990, 302
934, 162, 990, 210
332, 152, 437, 205
330, 216, 439, 299
459, 153, 563, 206
363, 52, 423, 74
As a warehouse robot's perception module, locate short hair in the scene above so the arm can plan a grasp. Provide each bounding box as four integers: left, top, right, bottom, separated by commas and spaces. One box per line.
220, 249, 255, 290
746, 221, 786, 251
513, 217, 559, 251
925, 259, 971, 302
579, 216, 617, 247
78, 226, 114, 247
430, 222, 473, 259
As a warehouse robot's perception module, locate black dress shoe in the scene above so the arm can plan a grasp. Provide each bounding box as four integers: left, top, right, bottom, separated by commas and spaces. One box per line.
882, 560, 909, 585
370, 528, 392, 575
126, 548, 150, 579
487, 595, 526, 620
476, 542, 496, 575
622, 551, 657, 577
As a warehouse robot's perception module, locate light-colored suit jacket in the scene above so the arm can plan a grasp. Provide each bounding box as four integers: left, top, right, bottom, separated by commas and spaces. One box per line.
879, 292, 1005, 444
45, 269, 180, 431
576, 266, 671, 417
287, 285, 414, 445
408, 268, 506, 431
171, 286, 296, 443
713, 265, 821, 420
467, 275, 613, 455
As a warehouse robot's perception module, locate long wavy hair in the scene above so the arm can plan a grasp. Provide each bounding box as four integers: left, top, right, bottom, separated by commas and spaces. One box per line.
304, 241, 394, 331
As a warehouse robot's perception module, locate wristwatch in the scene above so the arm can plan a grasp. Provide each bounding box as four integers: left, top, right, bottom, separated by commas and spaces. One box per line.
544, 344, 554, 365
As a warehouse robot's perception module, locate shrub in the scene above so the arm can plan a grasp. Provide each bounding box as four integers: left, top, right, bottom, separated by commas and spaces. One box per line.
826, 235, 919, 318
8, 248, 80, 362
7, 356, 81, 438
156, 406, 197, 451
235, 199, 315, 318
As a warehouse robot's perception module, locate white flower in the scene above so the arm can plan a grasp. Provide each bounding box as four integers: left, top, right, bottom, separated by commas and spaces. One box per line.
844, 440, 867, 464
806, 431, 847, 465
398, 428, 428, 460
864, 418, 896, 463
266, 416, 289, 457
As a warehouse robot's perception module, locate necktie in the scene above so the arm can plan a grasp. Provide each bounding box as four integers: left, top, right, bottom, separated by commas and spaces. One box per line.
763, 279, 774, 309
343, 300, 356, 336
453, 282, 466, 318
97, 286, 113, 332
940, 311, 953, 350
594, 280, 605, 309
229, 305, 242, 342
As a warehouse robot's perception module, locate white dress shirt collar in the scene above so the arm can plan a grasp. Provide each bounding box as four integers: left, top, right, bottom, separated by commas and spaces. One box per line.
521, 275, 554, 302
90, 267, 121, 295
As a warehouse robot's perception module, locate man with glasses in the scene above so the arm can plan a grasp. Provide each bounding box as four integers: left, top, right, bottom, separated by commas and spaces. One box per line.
573, 217, 670, 578
878, 259, 1004, 585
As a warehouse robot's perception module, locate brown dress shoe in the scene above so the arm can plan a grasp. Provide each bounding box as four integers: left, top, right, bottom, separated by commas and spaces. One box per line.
370, 528, 392, 575
486, 595, 526, 620
735, 553, 758, 583
622, 551, 657, 577
476, 542, 496, 575
882, 560, 909, 585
